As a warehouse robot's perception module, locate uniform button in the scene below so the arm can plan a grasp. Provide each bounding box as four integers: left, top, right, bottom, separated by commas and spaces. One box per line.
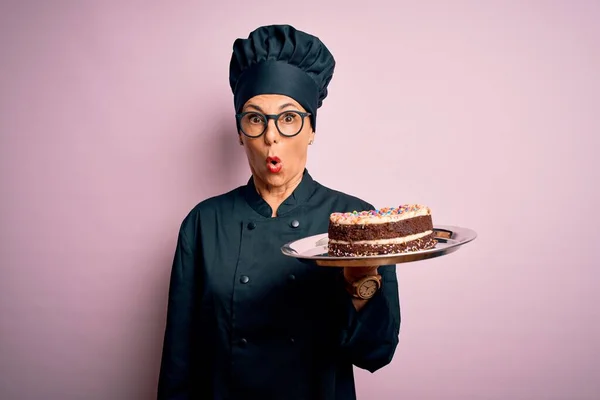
240, 338, 248, 346
290, 220, 300, 228
240, 275, 250, 284
247, 222, 256, 230
288, 274, 296, 281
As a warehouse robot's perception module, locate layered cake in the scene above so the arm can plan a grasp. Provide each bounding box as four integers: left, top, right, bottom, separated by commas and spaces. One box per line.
328, 205, 437, 256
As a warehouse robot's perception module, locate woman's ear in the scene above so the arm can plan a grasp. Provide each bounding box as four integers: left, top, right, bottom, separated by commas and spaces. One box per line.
308, 131, 315, 145
238, 135, 244, 145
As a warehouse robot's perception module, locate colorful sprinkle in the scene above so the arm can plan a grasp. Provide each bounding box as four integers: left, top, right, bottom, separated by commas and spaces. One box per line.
330, 204, 431, 224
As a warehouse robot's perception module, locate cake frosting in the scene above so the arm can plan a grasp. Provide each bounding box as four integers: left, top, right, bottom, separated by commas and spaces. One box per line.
329, 205, 431, 224
327, 205, 437, 256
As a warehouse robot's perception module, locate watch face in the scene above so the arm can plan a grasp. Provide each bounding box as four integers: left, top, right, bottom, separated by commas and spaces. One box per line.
358, 279, 379, 298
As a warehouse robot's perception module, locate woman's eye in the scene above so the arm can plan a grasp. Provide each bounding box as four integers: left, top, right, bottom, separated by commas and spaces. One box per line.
247, 114, 264, 124
282, 113, 297, 123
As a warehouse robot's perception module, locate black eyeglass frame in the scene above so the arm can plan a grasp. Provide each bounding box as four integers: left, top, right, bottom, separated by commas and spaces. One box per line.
235, 110, 312, 138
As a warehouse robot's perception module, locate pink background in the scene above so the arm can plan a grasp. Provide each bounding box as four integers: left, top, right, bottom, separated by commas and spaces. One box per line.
1, 1, 598, 399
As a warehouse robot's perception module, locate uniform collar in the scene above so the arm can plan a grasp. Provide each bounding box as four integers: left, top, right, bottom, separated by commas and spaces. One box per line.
243, 169, 317, 218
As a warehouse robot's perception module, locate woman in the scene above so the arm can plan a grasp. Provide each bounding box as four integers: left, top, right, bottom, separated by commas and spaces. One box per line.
157, 24, 400, 400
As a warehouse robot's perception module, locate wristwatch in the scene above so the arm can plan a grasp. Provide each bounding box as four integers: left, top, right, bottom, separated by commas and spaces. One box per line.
345, 274, 382, 300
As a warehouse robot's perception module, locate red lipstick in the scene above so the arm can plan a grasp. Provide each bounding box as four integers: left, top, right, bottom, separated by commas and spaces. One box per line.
266, 156, 282, 173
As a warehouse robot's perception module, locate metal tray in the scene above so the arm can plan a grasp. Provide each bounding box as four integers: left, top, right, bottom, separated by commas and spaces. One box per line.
281, 225, 477, 267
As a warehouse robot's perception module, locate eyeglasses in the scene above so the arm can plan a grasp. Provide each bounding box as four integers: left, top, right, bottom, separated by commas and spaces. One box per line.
235, 110, 311, 138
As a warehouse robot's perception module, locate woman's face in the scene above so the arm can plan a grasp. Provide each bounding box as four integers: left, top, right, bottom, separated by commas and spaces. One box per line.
239, 94, 315, 190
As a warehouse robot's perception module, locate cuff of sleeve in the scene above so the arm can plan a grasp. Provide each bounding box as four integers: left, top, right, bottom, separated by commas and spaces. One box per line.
338, 274, 393, 343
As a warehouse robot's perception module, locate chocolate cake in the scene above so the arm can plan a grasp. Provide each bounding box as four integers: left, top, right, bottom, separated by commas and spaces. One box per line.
328, 205, 437, 256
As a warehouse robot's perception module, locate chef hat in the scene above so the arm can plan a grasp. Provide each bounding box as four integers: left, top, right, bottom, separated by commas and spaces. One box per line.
229, 24, 336, 132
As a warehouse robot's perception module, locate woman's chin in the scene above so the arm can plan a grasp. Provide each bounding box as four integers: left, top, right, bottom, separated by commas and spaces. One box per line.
256, 169, 289, 187
263, 173, 286, 186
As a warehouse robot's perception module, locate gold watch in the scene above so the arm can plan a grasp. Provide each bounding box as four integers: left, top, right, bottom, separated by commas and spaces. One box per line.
345, 274, 382, 300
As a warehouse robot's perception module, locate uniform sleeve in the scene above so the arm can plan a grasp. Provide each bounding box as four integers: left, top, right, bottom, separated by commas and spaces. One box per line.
336, 264, 400, 372
157, 226, 200, 399
335, 199, 401, 372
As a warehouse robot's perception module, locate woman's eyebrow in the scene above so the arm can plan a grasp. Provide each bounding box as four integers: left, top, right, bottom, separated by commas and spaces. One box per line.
279, 103, 298, 110
244, 103, 299, 112
245, 104, 263, 112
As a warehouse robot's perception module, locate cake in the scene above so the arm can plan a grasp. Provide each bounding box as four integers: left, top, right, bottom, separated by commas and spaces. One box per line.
327, 205, 437, 256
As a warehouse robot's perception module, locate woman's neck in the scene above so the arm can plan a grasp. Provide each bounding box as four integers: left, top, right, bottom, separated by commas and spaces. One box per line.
253, 171, 304, 217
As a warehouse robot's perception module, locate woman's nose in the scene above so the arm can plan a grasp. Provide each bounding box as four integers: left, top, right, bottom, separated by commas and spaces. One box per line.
263, 119, 279, 144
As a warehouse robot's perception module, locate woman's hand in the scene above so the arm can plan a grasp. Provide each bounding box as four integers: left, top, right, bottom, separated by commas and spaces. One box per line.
343, 266, 379, 282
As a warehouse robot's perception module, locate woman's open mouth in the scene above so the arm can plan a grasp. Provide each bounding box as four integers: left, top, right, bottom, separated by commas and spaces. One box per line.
266, 156, 282, 173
